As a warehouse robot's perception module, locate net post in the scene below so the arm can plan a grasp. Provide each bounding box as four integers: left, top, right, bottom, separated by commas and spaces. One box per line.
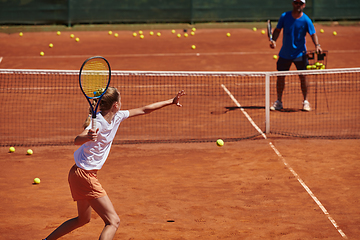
265, 73, 270, 134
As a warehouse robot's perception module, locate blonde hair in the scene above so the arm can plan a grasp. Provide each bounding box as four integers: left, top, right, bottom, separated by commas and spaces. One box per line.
82, 87, 120, 129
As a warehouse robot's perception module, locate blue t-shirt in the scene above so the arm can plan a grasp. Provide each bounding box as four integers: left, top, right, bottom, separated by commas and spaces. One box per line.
276, 11, 316, 60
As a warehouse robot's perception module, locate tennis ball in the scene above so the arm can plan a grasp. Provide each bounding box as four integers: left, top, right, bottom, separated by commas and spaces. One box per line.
171, 29, 176, 34
253, 27, 257, 31
192, 27, 196, 32
40, 51, 44, 56
184, 33, 188, 37
108, 31, 112, 35
333, 31, 337, 36
27, 149, 33, 155
19, 32, 23, 37
273, 55, 278, 60
70, 34, 74, 38
191, 45, 196, 49
33, 178, 40, 184
139, 30, 143, 34
9, 147, 15, 153
75, 37, 80, 42
321, 65, 326, 69
57, 31, 61, 36
49, 43, 53, 48
226, 33, 231, 37
157, 32, 161, 37
149, 31, 154, 36
133, 32, 137, 37
320, 29, 324, 33
140, 35, 144, 39
114, 33, 118, 37
216, 139, 224, 147
261, 30, 266, 34
190, 31, 195, 36
306, 65, 312, 70
177, 33, 181, 38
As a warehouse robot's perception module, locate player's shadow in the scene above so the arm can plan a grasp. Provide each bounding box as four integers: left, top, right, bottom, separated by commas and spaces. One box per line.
211, 106, 264, 115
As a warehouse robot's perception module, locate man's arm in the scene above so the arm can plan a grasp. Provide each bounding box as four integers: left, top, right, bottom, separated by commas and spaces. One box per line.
270, 28, 281, 49
310, 33, 322, 53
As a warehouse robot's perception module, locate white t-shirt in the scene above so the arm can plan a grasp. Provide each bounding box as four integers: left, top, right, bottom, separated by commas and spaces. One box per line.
74, 110, 129, 170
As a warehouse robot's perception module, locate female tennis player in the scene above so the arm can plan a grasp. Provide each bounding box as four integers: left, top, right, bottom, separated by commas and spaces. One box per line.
43, 87, 186, 240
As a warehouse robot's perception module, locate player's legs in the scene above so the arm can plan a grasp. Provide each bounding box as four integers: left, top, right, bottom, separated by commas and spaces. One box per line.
270, 57, 292, 110
89, 195, 120, 240
45, 200, 92, 240
294, 57, 311, 111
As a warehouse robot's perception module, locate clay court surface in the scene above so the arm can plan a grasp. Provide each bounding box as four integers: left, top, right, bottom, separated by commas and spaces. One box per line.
1, 23, 360, 239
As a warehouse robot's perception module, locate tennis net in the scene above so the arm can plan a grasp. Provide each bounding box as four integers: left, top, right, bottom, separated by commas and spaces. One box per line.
1, 68, 359, 146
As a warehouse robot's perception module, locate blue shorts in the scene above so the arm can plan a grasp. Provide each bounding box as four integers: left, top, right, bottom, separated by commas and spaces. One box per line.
277, 56, 308, 71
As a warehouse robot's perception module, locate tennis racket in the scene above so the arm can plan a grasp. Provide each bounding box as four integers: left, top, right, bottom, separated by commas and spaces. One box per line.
267, 20, 273, 41
79, 56, 111, 131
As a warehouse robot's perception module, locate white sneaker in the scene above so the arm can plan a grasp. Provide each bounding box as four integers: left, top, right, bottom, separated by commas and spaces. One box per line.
303, 100, 311, 111
270, 100, 283, 111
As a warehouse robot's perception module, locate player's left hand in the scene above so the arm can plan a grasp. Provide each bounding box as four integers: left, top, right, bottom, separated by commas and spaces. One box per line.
173, 90, 186, 107
316, 44, 322, 54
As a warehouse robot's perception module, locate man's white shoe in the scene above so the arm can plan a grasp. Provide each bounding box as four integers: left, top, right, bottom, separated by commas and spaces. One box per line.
303, 100, 311, 111
270, 100, 283, 111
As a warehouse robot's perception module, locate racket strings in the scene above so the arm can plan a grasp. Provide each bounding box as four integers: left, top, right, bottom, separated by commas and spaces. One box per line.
81, 59, 109, 98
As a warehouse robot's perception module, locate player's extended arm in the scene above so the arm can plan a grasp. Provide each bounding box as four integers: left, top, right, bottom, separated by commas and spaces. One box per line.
310, 33, 322, 53
270, 28, 281, 49
128, 90, 186, 118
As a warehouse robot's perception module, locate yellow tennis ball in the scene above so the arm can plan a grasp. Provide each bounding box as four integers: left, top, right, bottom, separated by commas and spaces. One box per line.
75, 37, 80, 42
261, 30, 266, 34
34, 178, 40, 184
171, 29, 176, 34
149, 31, 154, 36
273, 55, 278, 60
19, 32, 23, 37
177, 33, 181, 38
333, 31, 337, 36
27, 149, 33, 155
49, 43, 53, 48
216, 139, 224, 147
108, 31, 112, 35
320, 29, 324, 33
184, 33, 188, 37
226, 33, 231, 37
192, 27, 196, 32
139, 30, 143, 34
157, 32, 161, 36
253, 27, 257, 31
190, 31, 195, 36
133, 32, 137, 37
40, 51, 44, 56
70, 34, 74, 38
57, 31, 61, 36
140, 34, 144, 39
191, 45, 196, 49
9, 147, 15, 153
114, 33, 118, 37
306, 65, 312, 70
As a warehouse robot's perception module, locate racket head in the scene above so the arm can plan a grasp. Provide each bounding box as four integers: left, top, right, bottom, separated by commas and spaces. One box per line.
267, 20, 273, 41
79, 56, 111, 122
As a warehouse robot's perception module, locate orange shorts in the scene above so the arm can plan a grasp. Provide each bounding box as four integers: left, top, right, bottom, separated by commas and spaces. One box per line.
68, 164, 107, 201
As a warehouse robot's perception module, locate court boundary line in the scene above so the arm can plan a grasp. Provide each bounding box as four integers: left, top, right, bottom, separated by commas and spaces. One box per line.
221, 84, 348, 239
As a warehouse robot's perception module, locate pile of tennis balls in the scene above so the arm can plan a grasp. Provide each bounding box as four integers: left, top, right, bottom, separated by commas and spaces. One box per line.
306, 62, 325, 70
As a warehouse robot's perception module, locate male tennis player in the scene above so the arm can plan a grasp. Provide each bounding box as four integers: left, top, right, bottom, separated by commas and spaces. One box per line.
269, 0, 322, 111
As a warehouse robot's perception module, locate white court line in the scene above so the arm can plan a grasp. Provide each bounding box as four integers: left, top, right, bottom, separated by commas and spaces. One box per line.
221, 84, 348, 239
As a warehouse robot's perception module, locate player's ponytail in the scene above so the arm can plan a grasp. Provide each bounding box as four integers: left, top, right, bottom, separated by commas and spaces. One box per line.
82, 87, 120, 129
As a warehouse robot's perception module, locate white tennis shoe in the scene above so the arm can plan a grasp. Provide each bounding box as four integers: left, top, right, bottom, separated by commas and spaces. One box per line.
303, 100, 311, 111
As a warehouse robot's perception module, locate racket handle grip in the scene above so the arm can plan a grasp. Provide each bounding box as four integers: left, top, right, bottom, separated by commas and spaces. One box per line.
92, 117, 97, 131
